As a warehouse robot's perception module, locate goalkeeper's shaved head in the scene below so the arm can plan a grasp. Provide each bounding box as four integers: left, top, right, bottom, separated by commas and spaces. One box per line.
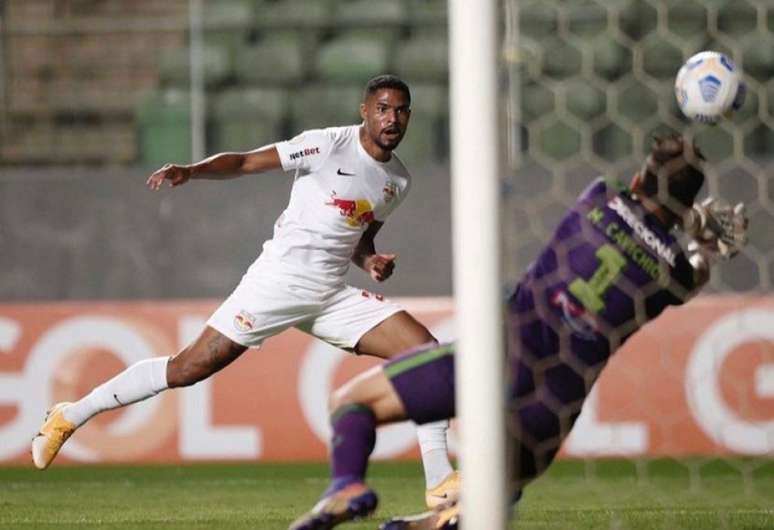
636, 135, 705, 226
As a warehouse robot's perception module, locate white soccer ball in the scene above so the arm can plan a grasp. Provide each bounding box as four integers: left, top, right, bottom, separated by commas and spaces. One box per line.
674, 51, 746, 124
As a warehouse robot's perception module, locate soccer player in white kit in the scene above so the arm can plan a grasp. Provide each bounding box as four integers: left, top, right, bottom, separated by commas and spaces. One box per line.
32, 75, 458, 509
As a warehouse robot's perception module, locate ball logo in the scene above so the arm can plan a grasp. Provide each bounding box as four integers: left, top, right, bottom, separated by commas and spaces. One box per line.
685, 57, 703, 70
698, 75, 721, 103
719, 54, 735, 72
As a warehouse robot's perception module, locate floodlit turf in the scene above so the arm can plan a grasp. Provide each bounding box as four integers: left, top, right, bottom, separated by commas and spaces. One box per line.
1, 458, 772, 529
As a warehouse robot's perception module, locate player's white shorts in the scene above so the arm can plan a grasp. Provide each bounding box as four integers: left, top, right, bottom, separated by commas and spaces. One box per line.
207, 258, 403, 349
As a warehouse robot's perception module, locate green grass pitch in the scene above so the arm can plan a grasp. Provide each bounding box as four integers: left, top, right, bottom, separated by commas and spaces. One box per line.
1, 458, 772, 529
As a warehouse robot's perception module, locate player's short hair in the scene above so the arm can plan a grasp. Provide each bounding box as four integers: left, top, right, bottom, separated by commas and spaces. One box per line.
639, 135, 705, 223
364, 74, 411, 105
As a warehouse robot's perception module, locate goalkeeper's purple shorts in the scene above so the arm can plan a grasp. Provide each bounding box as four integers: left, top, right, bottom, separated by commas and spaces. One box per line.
384, 343, 456, 425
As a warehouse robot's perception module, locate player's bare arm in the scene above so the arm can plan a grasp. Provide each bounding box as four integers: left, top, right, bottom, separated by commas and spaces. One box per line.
146, 146, 283, 190
351, 221, 396, 282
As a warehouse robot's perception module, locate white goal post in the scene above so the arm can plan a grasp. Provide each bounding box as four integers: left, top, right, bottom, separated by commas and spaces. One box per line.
449, 1, 508, 529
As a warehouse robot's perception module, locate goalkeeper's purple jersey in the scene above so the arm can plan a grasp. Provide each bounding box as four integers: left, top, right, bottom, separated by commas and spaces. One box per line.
507, 177, 696, 404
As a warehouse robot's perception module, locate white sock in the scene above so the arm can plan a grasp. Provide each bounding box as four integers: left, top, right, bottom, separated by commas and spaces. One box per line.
416, 420, 454, 489
62, 357, 170, 428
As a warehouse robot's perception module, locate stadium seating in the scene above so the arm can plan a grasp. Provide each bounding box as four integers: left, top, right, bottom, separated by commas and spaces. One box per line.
565, 1, 607, 38
334, 0, 405, 27
254, 0, 334, 29
695, 124, 734, 161
405, 0, 447, 24
394, 32, 448, 82
316, 35, 391, 83
592, 121, 632, 162
592, 40, 632, 82
136, 90, 192, 167
616, 81, 658, 124
665, 1, 709, 45
717, 2, 758, 37
159, 43, 234, 88
641, 38, 684, 81
519, 2, 558, 40
618, 0, 657, 42
539, 119, 582, 162
211, 88, 288, 152
397, 82, 448, 167
541, 37, 583, 80
11, 0, 768, 169
288, 84, 363, 133
565, 79, 606, 122
234, 36, 306, 85
741, 37, 774, 83
202, 0, 255, 56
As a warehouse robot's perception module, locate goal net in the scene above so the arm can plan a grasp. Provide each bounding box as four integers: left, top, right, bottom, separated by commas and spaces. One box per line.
497, 0, 774, 528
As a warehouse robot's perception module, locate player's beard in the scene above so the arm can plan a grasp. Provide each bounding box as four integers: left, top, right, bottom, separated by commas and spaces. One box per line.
375, 128, 404, 151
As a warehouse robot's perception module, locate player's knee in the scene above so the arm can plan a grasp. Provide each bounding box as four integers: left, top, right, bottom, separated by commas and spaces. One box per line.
328, 386, 352, 414
329, 383, 371, 414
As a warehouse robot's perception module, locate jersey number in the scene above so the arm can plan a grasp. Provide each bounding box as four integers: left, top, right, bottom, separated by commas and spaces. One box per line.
568, 244, 626, 313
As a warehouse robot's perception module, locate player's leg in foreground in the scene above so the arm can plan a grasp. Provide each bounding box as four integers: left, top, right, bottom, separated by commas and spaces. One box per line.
381, 352, 583, 530
373, 344, 460, 530
353, 311, 458, 507
288, 368, 401, 530
31, 326, 246, 469
289, 343, 456, 530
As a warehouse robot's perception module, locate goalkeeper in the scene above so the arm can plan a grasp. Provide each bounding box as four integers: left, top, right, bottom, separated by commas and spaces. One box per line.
288, 135, 748, 530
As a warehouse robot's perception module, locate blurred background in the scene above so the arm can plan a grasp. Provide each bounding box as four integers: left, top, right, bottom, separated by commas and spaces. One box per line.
0, 0, 452, 300
2, 0, 773, 300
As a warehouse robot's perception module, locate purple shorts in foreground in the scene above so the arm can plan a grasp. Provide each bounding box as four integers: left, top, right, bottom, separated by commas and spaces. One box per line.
384, 343, 456, 425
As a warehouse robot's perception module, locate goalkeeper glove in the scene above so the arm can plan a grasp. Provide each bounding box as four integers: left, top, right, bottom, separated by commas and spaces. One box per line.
683, 197, 748, 260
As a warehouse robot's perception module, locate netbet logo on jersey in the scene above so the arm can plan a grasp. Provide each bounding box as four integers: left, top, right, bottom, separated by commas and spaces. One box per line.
288, 146, 320, 161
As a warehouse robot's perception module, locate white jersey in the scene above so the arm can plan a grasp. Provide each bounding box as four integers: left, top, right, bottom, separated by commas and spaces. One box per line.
263, 125, 411, 285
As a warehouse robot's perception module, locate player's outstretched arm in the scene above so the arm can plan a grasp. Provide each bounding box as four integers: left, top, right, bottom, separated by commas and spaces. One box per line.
351, 221, 397, 282
146, 146, 282, 190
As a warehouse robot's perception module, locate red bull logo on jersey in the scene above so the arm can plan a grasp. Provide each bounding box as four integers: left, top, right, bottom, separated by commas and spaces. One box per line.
234, 310, 256, 332
383, 182, 398, 203
327, 192, 375, 227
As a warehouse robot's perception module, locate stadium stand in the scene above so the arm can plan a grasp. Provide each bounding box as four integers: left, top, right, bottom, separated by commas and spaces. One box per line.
2, 0, 774, 305
0, 0, 453, 166
233, 35, 306, 85
211, 87, 288, 153
136, 89, 192, 167
3, 0, 774, 168
316, 35, 391, 82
